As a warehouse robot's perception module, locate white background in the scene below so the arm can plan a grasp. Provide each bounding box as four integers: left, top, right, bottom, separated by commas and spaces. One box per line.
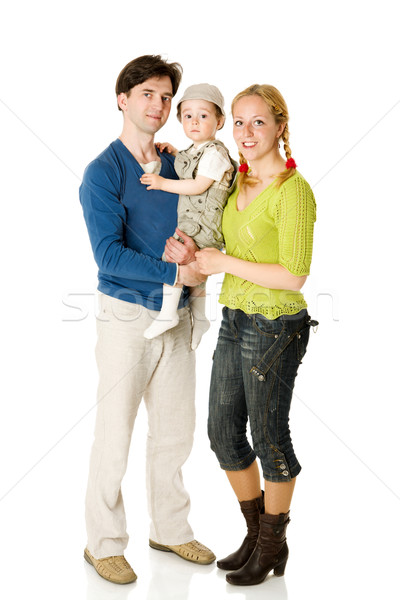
1, 1, 399, 599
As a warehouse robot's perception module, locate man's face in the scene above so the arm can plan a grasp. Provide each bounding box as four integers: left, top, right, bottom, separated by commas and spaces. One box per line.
118, 76, 173, 135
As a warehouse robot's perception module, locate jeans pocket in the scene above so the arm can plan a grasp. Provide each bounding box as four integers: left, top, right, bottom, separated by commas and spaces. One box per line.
250, 326, 291, 382
252, 314, 282, 337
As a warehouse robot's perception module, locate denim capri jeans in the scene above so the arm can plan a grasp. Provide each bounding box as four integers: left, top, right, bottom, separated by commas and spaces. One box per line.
208, 307, 315, 483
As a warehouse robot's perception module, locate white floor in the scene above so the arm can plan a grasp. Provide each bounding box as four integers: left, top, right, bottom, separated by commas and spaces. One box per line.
1, 1, 400, 598
1, 308, 399, 600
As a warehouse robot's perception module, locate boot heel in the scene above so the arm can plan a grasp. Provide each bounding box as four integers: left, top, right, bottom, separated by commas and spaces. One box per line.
274, 558, 287, 577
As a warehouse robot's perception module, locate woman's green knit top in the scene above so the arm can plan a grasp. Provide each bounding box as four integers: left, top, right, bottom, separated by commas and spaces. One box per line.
219, 171, 316, 319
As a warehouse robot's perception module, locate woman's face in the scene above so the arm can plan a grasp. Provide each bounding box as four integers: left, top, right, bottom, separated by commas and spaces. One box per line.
232, 95, 284, 162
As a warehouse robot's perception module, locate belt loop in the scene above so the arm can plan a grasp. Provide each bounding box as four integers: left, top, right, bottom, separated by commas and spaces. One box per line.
228, 308, 238, 337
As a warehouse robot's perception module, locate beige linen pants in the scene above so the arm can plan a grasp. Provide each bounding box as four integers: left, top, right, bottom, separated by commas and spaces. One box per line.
85, 293, 196, 559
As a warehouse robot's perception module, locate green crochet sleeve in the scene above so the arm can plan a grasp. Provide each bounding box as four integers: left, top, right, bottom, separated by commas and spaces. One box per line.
275, 173, 316, 276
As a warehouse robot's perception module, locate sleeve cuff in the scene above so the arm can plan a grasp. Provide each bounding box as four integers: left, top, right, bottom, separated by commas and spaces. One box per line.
173, 263, 179, 286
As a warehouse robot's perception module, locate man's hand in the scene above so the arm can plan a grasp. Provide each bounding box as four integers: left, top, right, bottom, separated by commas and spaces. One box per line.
140, 173, 165, 190
176, 261, 207, 287
164, 228, 198, 264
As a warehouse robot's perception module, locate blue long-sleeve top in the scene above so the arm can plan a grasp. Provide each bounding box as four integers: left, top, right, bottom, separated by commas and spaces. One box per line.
79, 138, 189, 310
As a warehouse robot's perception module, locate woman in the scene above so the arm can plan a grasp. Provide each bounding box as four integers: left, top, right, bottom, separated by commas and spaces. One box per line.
196, 84, 317, 586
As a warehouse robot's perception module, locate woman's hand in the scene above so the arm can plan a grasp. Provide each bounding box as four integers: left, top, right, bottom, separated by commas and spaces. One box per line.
164, 228, 198, 264
195, 248, 226, 275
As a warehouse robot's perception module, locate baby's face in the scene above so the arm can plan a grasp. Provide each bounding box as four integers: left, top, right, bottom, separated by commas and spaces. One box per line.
180, 99, 223, 146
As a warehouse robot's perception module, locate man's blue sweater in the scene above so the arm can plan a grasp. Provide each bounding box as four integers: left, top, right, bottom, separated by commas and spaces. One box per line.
79, 139, 189, 310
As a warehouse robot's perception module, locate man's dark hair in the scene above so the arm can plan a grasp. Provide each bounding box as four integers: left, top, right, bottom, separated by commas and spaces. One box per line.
115, 55, 183, 110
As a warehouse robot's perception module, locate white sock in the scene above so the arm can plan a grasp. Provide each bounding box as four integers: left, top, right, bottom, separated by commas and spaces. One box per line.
190, 295, 210, 350
144, 285, 182, 339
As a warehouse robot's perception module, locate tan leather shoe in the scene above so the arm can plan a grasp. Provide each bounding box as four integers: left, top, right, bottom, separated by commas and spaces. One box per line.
149, 539, 216, 565
84, 548, 137, 584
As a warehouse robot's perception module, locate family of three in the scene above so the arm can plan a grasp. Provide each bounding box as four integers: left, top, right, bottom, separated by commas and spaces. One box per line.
79, 54, 317, 587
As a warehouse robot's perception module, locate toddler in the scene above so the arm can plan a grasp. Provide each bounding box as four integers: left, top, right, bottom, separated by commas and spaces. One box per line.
141, 83, 237, 349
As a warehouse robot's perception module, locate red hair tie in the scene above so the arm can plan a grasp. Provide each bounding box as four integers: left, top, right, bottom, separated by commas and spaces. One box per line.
238, 162, 249, 173
286, 158, 297, 169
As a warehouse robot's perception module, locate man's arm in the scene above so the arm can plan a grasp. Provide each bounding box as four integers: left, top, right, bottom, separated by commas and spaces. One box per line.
79, 160, 177, 286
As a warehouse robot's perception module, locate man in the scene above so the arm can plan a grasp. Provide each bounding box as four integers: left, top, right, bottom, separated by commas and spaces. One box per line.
79, 55, 215, 585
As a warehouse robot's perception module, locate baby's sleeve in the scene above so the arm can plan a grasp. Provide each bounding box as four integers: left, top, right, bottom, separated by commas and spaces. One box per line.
197, 145, 232, 182
275, 175, 317, 276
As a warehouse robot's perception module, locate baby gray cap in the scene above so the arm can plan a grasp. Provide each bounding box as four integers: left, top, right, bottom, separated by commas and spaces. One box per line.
177, 83, 225, 117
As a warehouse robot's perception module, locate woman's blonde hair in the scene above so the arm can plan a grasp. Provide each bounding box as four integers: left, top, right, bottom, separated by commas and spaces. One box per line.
231, 84, 295, 189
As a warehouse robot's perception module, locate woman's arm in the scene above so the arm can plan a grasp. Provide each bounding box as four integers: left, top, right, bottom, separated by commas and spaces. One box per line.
195, 248, 307, 291
140, 173, 214, 195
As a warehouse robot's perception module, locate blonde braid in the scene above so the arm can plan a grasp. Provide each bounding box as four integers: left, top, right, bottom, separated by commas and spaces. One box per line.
274, 123, 296, 188
282, 124, 291, 160
238, 151, 260, 188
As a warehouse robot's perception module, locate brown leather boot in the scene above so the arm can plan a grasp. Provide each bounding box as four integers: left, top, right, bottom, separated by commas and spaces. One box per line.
226, 511, 290, 586
217, 492, 264, 571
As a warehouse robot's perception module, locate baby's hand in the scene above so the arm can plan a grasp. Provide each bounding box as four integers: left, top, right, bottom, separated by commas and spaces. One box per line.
140, 173, 164, 190
156, 142, 178, 156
